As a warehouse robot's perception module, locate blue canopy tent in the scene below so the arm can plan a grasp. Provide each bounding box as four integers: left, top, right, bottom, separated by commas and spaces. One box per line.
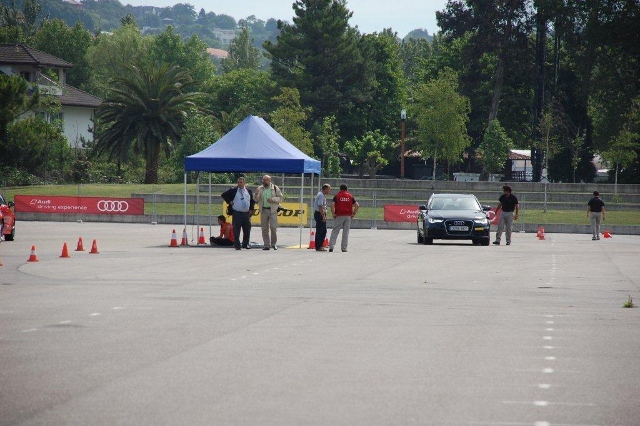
183, 115, 322, 247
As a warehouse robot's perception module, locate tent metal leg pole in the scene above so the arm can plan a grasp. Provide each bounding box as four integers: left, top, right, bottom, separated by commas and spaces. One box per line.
299, 173, 304, 249
183, 173, 187, 233
208, 173, 212, 239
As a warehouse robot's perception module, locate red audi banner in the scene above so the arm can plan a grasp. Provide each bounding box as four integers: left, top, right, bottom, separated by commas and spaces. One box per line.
14, 195, 144, 215
384, 204, 421, 222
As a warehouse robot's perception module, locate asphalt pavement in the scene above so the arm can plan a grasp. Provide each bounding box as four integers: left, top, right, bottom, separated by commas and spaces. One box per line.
1, 222, 639, 426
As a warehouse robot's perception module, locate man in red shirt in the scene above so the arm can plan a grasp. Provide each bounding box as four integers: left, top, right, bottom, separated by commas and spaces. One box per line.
328, 184, 359, 252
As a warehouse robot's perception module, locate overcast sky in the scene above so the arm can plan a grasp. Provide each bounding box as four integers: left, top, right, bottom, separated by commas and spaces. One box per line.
122, 0, 448, 38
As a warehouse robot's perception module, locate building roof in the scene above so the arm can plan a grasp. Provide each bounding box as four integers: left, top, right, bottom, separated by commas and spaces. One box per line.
60, 85, 102, 108
206, 48, 228, 59
0, 44, 74, 68
509, 149, 531, 160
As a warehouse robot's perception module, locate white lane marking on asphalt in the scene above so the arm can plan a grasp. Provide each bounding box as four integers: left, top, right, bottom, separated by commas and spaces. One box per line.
543, 368, 554, 373
22, 328, 38, 333
543, 336, 553, 340
534, 422, 550, 426
544, 315, 554, 318
534, 401, 549, 406
544, 346, 554, 349
59, 320, 72, 324
253, 272, 259, 275
113, 307, 124, 310
90, 313, 101, 317
546, 328, 554, 331
545, 356, 556, 361
546, 321, 554, 324
538, 384, 551, 389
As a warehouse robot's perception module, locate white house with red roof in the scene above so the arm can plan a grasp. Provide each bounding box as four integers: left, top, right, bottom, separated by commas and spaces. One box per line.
0, 43, 102, 147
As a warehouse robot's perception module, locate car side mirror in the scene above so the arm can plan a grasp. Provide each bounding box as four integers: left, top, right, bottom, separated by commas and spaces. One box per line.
482, 205, 491, 211
419, 205, 427, 211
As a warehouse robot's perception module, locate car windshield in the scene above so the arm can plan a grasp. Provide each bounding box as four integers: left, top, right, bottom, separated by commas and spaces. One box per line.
429, 197, 479, 211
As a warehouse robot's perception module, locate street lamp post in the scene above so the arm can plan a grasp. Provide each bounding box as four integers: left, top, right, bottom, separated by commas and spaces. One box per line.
400, 109, 406, 179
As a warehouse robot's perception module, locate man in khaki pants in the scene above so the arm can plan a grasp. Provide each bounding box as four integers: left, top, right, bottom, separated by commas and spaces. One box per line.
254, 175, 284, 250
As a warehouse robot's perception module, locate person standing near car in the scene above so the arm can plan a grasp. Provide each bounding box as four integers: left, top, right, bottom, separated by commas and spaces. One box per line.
493, 185, 519, 246
329, 184, 359, 252
587, 190, 605, 240
253, 175, 284, 250
221, 176, 255, 250
313, 184, 331, 251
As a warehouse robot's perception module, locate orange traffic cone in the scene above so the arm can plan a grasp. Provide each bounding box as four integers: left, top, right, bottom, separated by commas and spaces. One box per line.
603, 230, 612, 238
181, 228, 189, 246
169, 229, 178, 247
323, 238, 329, 247
308, 230, 316, 249
198, 227, 206, 245
75, 236, 85, 251
60, 242, 71, 258
27, 245, 39, 262
89, 239, 99, 254
537, 226, 545, 240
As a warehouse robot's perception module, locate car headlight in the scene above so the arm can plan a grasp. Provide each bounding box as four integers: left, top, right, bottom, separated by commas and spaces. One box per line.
427, 217, 444, 223
474, 217, 488, 225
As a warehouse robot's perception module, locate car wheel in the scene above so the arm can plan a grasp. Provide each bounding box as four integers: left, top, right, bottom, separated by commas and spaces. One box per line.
424, 237, 433, 245
5, 228, 14, 241
417, 232, 424, 244
480, 238, 490, 246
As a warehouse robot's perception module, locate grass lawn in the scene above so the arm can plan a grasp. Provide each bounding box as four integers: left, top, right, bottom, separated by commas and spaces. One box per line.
3, 184, 639, 226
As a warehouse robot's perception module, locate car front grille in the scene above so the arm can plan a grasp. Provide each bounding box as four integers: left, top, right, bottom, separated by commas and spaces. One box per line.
444, 219, 473, 235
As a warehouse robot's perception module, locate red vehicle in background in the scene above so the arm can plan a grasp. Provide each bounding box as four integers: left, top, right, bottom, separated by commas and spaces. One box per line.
0, 193, 15, 241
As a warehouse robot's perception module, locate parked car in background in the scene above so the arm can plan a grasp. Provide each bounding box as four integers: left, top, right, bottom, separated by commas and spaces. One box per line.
0, 194, 16, 241
417, 193, 491, 246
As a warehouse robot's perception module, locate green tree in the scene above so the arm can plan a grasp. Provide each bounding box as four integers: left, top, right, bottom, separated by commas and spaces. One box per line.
269, 88, 314, 155
264, 0, 370, 142
356, 30, 406, 139
86, 22, 152, 98
221, 26, 261, 73
177, 112, 219, 182
0, 0, 41, 42
601, 130, 639, 195
411, 70, 471, 180
0, 74, 39, 148
209, 69, 278, 121
93, 61, 204, 184
148, 26, 216, 90
312, 115, 342, 177
343, 129, 394, 179
33, 20, 93, 89
477, 119, 513, 178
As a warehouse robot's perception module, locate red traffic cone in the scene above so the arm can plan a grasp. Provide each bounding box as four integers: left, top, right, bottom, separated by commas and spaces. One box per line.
169, 229, 179, 247
75, 236, 85, 251
603, 230, 612, 238
90, 239, 99, 254
308, 230, 316, 249
323, 238, 329, 247
198, 227, 206, 245
60, 242, 71, 258
27, 245, 39, 262
181, 228, 189, 246
536, 226, 545, 240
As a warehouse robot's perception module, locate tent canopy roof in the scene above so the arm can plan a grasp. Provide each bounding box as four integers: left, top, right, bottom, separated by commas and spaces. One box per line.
184, 115, 321, 174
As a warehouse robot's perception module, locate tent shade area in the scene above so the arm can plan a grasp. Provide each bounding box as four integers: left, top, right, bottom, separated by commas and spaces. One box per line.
184, 115, 321, 174
183, 115, 322, 247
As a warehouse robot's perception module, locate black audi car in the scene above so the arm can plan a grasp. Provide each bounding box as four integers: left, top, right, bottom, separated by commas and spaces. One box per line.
417, 193, 492, 246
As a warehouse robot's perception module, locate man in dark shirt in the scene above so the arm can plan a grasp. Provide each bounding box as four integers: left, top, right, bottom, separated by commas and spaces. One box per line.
587, 191, 606, 240
493, 185, 519, 246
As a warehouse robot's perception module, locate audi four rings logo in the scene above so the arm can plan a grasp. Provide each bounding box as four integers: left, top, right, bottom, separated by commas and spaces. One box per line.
97, 200, 129, 212
454, 221, 465, 225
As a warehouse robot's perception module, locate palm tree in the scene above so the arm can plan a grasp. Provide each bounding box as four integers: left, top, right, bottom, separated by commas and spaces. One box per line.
94, 61, 204, 184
